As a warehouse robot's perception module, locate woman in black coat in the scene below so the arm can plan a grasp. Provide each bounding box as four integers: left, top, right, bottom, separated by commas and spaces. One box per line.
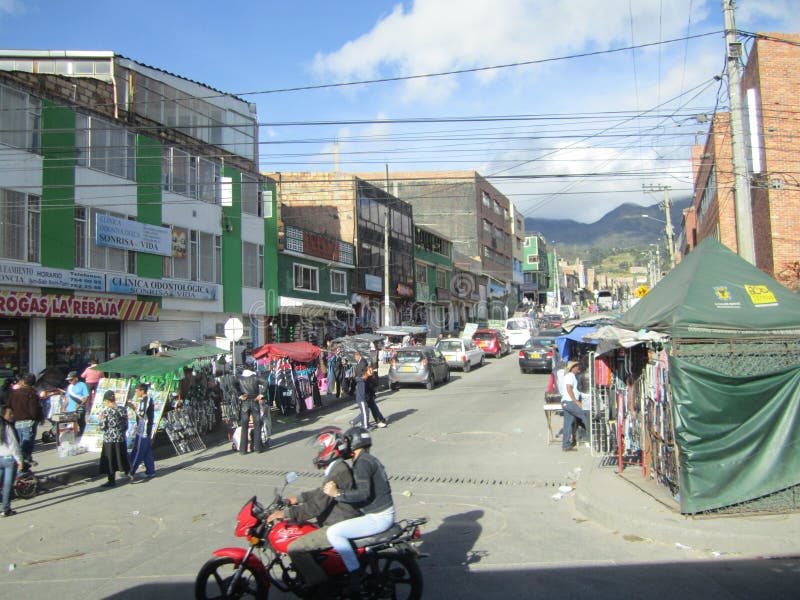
98, 390, 131, 488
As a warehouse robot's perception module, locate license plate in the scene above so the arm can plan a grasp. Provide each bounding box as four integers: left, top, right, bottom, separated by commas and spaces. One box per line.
530, 353, 541, 359
443, 353, 455, 360
399, 366, 416, 372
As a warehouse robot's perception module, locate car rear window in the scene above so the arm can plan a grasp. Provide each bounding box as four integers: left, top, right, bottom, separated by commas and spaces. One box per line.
473, 332, 494, 340
395, 350, 425, 362
505, 320, 528, 331
526, 338, 555, 348
438, 341, 462, 351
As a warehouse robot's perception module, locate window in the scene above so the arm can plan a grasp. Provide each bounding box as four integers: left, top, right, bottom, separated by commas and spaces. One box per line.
294, 264, 318, 292
163, 227, 220, 283
527, 255, 539, 265
0, 189, 40, 262
241, 173, 260, 216
88, 209, 130, 272
415, 263, 427, 283
494, 200, 503, 215
163, 147, 220, 203
74, 206, 88, 268
87, 117, 136, 179
0, 82, 41, 152
330, 270, 346, 295
436, 270, 446, 288
482, 191, 491, 208
242, 241, 263, 288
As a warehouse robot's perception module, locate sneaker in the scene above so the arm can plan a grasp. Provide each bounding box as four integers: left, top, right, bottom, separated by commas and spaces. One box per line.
377, 422, 387, 428
562, 447, 577, 452
0, 509, 17, 517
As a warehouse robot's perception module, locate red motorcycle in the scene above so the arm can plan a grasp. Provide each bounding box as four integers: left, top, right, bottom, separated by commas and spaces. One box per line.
195, 472, 427, 599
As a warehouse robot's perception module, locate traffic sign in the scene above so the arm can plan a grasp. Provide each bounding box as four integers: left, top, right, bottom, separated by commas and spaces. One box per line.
224, 317, 244, 341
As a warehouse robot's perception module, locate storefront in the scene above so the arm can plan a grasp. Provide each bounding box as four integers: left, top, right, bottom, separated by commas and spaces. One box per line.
0, 290, 159, 377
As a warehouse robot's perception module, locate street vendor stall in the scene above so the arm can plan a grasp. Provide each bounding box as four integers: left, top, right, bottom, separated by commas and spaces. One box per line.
612, 238, 800, 514
87, 345, 228, 455
375, 326, 429, 363
248, 341, 323, 414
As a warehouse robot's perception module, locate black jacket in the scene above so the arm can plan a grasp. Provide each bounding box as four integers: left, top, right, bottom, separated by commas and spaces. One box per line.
338, 451, 393, 514
285, 459, 360, 527
236, 374, 264, 400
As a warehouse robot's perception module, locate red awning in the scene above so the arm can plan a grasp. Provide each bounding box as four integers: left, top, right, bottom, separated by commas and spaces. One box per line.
251, 341, 321, 362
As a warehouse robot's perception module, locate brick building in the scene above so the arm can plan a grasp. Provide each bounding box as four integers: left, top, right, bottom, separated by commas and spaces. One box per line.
687, 33, 800, 290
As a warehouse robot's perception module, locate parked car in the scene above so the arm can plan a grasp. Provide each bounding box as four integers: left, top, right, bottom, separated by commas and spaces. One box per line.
504, 317, 536, 348
388, 346, 450, 390
519, 335, 559, 374
435, 338, 485, 372
472, 329, 510, 358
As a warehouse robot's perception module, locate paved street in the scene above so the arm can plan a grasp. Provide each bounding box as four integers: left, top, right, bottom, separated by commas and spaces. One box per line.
0, 355, 799, 599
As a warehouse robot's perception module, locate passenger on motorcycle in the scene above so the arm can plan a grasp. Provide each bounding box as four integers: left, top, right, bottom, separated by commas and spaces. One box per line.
266, 427, 360, 588
323, 426, 395, 583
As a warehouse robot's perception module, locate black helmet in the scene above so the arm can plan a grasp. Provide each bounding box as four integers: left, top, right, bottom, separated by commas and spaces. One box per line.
310, 427, 346, 469
344, 426, 372, 453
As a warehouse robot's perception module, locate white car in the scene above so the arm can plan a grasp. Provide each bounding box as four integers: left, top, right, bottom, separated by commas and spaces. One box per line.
435, 338, 485, 372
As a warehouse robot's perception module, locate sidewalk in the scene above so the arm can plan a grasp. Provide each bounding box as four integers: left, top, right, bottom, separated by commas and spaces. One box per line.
572, 449, 800, 557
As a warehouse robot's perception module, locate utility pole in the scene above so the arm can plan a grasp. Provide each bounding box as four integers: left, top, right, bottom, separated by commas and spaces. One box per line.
383, 164, 392, 327
723, 0, 756, 264
643, 183, 676, 268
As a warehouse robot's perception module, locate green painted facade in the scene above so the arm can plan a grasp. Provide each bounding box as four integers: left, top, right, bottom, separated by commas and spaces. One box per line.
414, 243, 452, 303
40, 100, 76, 272
135, 135, 163, 281
221, 165, 244, 314
276, 253, 352, 306
262, 180, 279, 316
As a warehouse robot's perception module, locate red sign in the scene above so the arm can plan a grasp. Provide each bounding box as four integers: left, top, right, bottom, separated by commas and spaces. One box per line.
0, 291, 159, 321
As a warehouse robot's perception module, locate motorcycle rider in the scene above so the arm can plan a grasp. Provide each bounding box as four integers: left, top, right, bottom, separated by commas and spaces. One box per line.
323, 426, 395, 585
266, 427, 360, 589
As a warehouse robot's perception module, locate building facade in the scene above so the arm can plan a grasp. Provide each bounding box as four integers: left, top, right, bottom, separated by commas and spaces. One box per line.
0, 51, 274, 376
688, 33, 800, 291
413, 226, 453, 336
521, 234, 550, 307
268, 172, 415, 330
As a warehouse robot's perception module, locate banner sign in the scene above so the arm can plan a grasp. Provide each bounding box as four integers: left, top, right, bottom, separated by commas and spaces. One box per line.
106, 275, 218, 300
0, 291, 159, 321
0, 261, 104, 292
95, 214, 172, 257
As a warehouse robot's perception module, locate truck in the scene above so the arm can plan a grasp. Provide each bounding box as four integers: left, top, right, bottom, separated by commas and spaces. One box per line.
596, 290, 614, 311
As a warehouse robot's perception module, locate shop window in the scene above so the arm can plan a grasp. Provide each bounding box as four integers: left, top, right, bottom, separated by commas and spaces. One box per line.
0, 189, 40, 262
46, 319, 120, 373
0, 319, 29, 375
293, 263, 318, 292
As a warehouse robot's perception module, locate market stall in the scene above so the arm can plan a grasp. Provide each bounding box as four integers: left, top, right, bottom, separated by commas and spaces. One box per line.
87, 345, 228, 455
612, 238, 800, 514
247, 341, 323, 414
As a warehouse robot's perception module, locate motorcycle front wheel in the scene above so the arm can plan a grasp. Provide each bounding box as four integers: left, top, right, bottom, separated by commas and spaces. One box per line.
195, 556, 268, 600
367, 550, 423, 600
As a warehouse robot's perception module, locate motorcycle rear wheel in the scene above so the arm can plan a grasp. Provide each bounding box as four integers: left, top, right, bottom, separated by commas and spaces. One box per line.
195, 556, 268, 600
367, 551, 422, 600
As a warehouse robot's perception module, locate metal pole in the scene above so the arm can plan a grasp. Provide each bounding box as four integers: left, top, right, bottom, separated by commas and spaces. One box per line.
384, 164, 391, 327
723, 0, 756, 264
662, 188, 676, 268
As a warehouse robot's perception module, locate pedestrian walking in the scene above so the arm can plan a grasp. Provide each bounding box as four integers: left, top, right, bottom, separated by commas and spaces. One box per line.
0, 407, 23, 517
7, 373, 42, 465
350, 351, 370, 429
235, 369, 267, 454
98, 390, 130, 488
127, 383, 156, 481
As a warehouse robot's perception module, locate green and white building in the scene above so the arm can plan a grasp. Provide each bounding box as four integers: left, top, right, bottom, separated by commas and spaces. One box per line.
0, 50, 277, 376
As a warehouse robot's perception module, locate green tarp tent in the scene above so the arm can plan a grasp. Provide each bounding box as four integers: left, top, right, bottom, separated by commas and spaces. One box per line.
617, 238, 800, 338
618, 239, 800, 513
95, 345, 228, 378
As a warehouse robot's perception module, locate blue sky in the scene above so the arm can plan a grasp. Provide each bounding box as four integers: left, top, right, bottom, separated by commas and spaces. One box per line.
1, 0, 798, 222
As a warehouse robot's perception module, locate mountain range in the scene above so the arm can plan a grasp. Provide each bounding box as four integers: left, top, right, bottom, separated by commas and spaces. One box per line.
524, 197, 692, 252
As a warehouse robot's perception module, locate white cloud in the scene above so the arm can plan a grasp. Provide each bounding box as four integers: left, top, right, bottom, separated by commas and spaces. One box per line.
312, 0, 713, 103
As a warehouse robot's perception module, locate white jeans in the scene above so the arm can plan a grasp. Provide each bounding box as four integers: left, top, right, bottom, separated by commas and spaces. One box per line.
326, 507, 395, 571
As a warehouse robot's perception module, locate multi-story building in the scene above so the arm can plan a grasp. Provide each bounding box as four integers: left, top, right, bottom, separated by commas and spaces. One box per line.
272, 223, 355, 343
413, 225, 453, 336
267, 172, 414, 330
361, 170, 515, 323
521, 234, 550, 307
0, 50, 273, 376
688, 32, 800, 291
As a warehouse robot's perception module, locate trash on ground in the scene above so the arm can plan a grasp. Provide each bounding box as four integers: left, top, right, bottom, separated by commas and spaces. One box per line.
558, 485, 573, 494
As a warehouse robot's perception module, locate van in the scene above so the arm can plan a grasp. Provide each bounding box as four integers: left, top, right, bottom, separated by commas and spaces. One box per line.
504, 317, 535, 348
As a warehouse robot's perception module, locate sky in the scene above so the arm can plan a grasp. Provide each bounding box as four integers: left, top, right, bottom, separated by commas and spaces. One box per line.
1, 0, 798, 223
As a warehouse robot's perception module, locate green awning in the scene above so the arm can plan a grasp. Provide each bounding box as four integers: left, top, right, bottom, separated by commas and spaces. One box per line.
94, 345, 226, 378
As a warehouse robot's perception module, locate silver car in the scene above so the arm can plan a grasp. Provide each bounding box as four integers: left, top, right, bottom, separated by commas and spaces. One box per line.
388, 346, 450, 390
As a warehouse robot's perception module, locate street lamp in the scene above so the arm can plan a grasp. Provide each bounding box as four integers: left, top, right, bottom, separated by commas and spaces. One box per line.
641, 214, 676, 268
